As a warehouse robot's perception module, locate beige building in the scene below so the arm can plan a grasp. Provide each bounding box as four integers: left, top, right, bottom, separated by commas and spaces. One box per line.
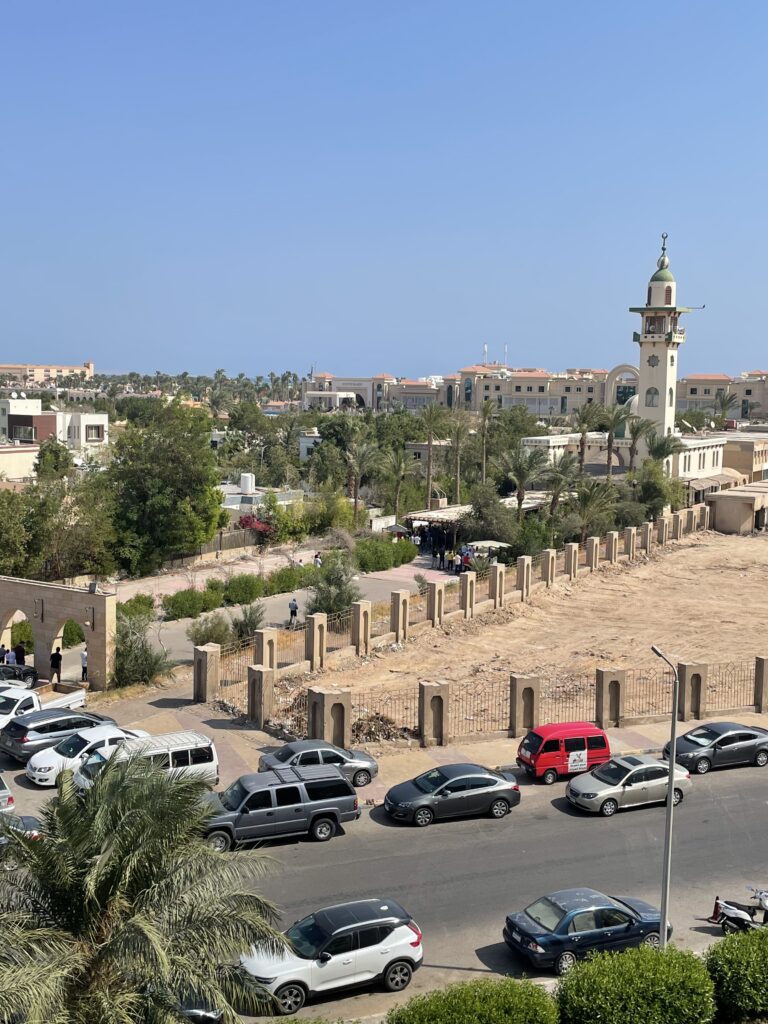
707, 480, 768, 534
722, 433, 768, 482
0, 361, 95, 384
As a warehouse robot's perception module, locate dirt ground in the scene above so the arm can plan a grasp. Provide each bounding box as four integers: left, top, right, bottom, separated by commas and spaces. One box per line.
317, 532, 768, 694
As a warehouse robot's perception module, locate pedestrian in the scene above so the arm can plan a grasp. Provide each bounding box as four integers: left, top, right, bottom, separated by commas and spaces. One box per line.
81, 646, 88, 682
453, 551, 462, 575
0, 644, 5, 664
6, 648, 16, 666
13, 642, 25, 666
50, 646, 63, 684
463, 551, 471, 572
439, 547, 446, 570
431, 548, 439, 570
288, 596, 299, 629
314, 552, 323, 568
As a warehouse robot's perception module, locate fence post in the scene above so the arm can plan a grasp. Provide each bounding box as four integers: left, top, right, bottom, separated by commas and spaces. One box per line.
460, 571, 476, 619
254, 629, 278, 670
307, 687, 352, 747
427, 581, 445, 626
606, 531, 619, 564
657, 517, 669, 546
541, 549, 556, 586
755, 657, 768, 714
640, 521, 654, 554
595, 668, 626, 728
516, 555, 532, 599
306, 613, 327, 672
624, 526, 637, 560
390, 590, 410, 641
418, 680, 450, 746
586, 536, 600, 572
490, 564, 505, 608
678, 662, 708, 721
685, 507, 696, 533
247, 665, 276, 727
671, 512, 683, 540
193, 643, 220, 702
702, 505, 711, 530
351, 601, 371, 657
509, 674, 540, 735
564, 542, 578, 580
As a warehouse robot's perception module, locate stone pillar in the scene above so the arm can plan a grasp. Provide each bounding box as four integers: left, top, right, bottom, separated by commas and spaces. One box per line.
351, 601, 371, 657
306, 613, 327, 671
624, 526, 637, 560
509, 674, 540, 735
606, 532, 619, 564
657, 518, 669, 546
193, 643, 220, 702
564, 542, 578, 580
755, 657, 768, 714
678, 662, 708, 721
640, 521, 654, 554
703, 505, 711, 530
671, 512, 682, 540
595, 668, 626, 728
427, 581, 445, 626
418, 680, 450, 746
685, 507, 696, 533
516, 555, 532, 599
254, 629, 277, 670
489, 564, 505, 608
390, 590, 410, 641
247, 665, 276, 727
586, 536, 600, 572
459, 571, 476, 620
541, 548, 556, 587
307, 687, 352, 747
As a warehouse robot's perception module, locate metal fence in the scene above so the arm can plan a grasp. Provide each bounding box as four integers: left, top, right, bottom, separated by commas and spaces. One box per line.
707, 661, 756, 711
474, 571, 491, 605
577, 543, 589, 568
351, 687, 420, 741
370, 601, 391, 638
504, 564, 519, 593
538, 672, 597, 723
276, 625, 308, 669
270, 679, 309, 736
216, 637, 257, 713
529, 552, 543, 581
449, 679, 509, 736
326, 610, 353, 653
623, 667, 674, 719
408, 591, 430, 625
443, 582, 462, 614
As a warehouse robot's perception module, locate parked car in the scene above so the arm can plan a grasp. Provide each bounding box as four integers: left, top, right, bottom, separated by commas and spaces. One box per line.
503, 887, 669, 974
0, 814, 42, 869
517, 722, 611, 785
0, 774, 14, 813
73, 731, 219, 790
241, 897, 422, 1015
663, 722, 768, 775
0, 709, 116, 763
203, 765, 360, 852
259, 740, 379, 787
0, 686, 87, 734
566, 755, 692, 817
0, 665, 38, 688
25, 725, 151, 786
384, 763, 520, 827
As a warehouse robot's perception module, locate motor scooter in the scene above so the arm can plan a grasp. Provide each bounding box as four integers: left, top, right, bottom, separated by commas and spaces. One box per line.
709, 887, 768, 934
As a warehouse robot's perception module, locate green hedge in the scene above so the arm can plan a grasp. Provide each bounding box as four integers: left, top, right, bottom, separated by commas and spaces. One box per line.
117, 593, 155, 618
386, 978, 557, 1024
355, 537, 418, 572
706, 927, 768, 1021
62, 620, 85, 648
161, 589, 207, 620
223, 573, 265, 605
557, 945, 715, 1024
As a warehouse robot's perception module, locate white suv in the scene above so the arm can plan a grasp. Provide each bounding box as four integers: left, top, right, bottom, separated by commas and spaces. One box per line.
241, 897, 423, 1015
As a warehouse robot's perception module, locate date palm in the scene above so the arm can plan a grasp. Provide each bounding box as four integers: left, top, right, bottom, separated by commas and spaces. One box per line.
540, 450, 578, 517
712, 390, 739, 420
0, 757, 283, 1024
345, 438, 382, 518
418, 404, 447, 508
627, 416, 656, 473
448, 409, 472, 503
478, 399, 497, 483
647, 431, 686, 463
601, 404, 631, 478
570, 478, 618, 544
382, 446, 418, 523
571, 403, 603, 473
498, 443, 548, 519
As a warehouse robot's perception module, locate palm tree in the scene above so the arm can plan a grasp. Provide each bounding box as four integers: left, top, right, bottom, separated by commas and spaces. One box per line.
345, 439, 382, 518
540, 450, 578, 516
627, 416, 656, 473
498, 443, 549, 519
448, 409, 472, 503
0, 757, 283, 1023
713, 390, 739, 420
382, 446, 418, 523
647, 431, 686, 463
601, 404, 631, 478
571, 403, 603, 473
571, 479, 618, 544
478, 399, 497, 483
418, 404, 447, 508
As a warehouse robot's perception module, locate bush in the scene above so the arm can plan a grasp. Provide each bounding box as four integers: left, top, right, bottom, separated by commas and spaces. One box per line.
386, 977, 557, 1024
205, 578, 225, 595
200, 588, 223, 612
266, 565, 313, 597
161, 589, 206, 620
706, 927, 768, 1021
392, 540, 418, 567
355, 538, 395, 572
229, 602, 265, 640
186, 612, 233, 647
557, 944, 715, 1024
118, 593, 156, 618
112, 608, 173, 687
11, 621, 34, 654
62, 620, 85, 648
223, 573, 265, 606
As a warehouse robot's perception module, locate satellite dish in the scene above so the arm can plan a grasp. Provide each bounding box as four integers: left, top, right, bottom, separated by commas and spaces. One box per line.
709, 420, 716, 429
681, 419, 693, 432
19, 391, 26, 399
10, 391, 17, 399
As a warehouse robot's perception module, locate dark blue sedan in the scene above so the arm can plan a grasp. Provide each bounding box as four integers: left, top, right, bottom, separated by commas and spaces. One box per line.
503, 887, 670, 974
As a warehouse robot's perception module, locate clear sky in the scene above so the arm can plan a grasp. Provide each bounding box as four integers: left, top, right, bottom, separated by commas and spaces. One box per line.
2, 1, 766, 379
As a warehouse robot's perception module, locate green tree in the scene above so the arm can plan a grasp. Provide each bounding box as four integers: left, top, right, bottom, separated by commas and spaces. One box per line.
713, 389, 739, 420
646, 431, 686, 466
34, 437, 74, 479
540, 451, 578, 517
478, 399, 497, 484
306, 551, 362, 614
0, 757, 283, 1022
497, 443, 548, 519
306, 441, 347, 490
0, 490, 29, 576
345, 439, 382, 518
627, 416, 656, 473
109, 404, 224, 574
113, 604, 174, 686
571, 403, 602, 473
600, 404, 631, 478
418, 404, 447, 508
569, 479, 618, 543
381, 447, 418, 523
448, 410, 472, 504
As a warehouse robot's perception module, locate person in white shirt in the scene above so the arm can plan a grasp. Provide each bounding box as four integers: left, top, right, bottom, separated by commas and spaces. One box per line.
81, 646, 88, 682
6, 649, 16, 666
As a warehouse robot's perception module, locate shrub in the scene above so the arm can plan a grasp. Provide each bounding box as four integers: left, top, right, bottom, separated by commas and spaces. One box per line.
355, 538, 394, 572
386, 977, 557, 1024
200, 588, 223, 612
161, 589, 206, 620
186, 612, 233, 647
557, 944, 715, 1024
62, 620, 85, 648
306, 552, 362, 615
112, 608, 173, 687
706, 927, 768, 1021
223, 573, 265, 606
205, 578, 225, 595
229, 602, 265, 640
118, 593, 156, 618
11, 621, 34, 654
391, 540, 418, 567
266, 565, 306, 597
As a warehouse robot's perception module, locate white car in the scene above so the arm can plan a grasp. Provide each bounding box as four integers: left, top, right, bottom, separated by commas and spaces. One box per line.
0, 774, 14, 813
25, 725, 150, 787
241, 898, 423, 1015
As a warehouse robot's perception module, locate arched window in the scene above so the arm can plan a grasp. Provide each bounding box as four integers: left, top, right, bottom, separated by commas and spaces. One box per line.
670, 354, 675, 366
645, 387, 659, 408
669, 387, 674, 407
647, 286, 652, 305
665, 285, 672, 305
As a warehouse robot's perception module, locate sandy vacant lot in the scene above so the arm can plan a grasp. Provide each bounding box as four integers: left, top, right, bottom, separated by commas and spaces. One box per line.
321, 533, 768, 694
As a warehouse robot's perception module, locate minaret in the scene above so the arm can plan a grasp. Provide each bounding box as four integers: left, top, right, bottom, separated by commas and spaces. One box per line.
629, 234, 691, 437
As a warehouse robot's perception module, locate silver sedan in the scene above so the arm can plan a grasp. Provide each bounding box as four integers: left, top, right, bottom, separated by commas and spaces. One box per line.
566, 755, 692, 817
258, 739, 379, 787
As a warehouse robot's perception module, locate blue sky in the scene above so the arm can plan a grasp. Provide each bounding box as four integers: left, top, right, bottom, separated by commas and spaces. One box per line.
1, 1, 766, 378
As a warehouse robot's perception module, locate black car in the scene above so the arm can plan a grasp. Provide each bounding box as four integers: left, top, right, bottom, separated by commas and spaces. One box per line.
384, 763, 520, 827
0, 665, 38, 688
663, 722, 768, 775
503, 887, 669, 975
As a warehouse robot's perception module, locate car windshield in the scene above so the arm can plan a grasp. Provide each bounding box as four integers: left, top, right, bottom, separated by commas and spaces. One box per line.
414, 768, 449, 793
592, 760, 630, 785
0, 696, 19, 715
520, 732, 544, 755
525, 897, 565, 932
220, 779, 248, 811
685, 727, 721, 747
55, 734, 89, 757
272, 747, 296, 763
285, 914, 330, 959
80, 752, 107, 781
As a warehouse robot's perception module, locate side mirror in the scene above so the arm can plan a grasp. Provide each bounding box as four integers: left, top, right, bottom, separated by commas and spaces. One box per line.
318, 951, 332, 964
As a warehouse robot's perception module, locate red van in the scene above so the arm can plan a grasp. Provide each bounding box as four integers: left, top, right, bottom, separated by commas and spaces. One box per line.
516, 722, 611, 785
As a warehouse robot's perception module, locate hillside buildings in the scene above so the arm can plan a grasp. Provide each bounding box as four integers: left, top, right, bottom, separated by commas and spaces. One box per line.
0, 361, 95, 385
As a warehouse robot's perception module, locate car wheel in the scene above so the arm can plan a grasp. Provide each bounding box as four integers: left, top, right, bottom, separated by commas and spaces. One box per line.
205, 830, 232, 853
489, 798, 510, 819
310, 817, 335, 842
383, 960, 413, 992
413, 807, 434, 827
755, 750, 768, 768
695, 758, 711, 775
353, 769, 372, 787
672, 788, 684, 806
275, 983, 306, 1015
599, 798, 618, 817
542, 769, 558, 786
555, 951, 578, 975
642, 931, 661, 949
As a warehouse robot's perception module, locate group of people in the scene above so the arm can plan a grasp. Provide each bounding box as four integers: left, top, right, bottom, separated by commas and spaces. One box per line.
0, 641, 27, 666
0, 640, 88, 682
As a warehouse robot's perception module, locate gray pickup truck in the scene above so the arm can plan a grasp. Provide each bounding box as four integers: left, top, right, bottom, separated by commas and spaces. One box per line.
203, 764, 360, 851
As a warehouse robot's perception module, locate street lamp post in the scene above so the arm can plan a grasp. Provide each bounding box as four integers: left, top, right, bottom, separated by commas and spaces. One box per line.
651, 644, 680, 951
